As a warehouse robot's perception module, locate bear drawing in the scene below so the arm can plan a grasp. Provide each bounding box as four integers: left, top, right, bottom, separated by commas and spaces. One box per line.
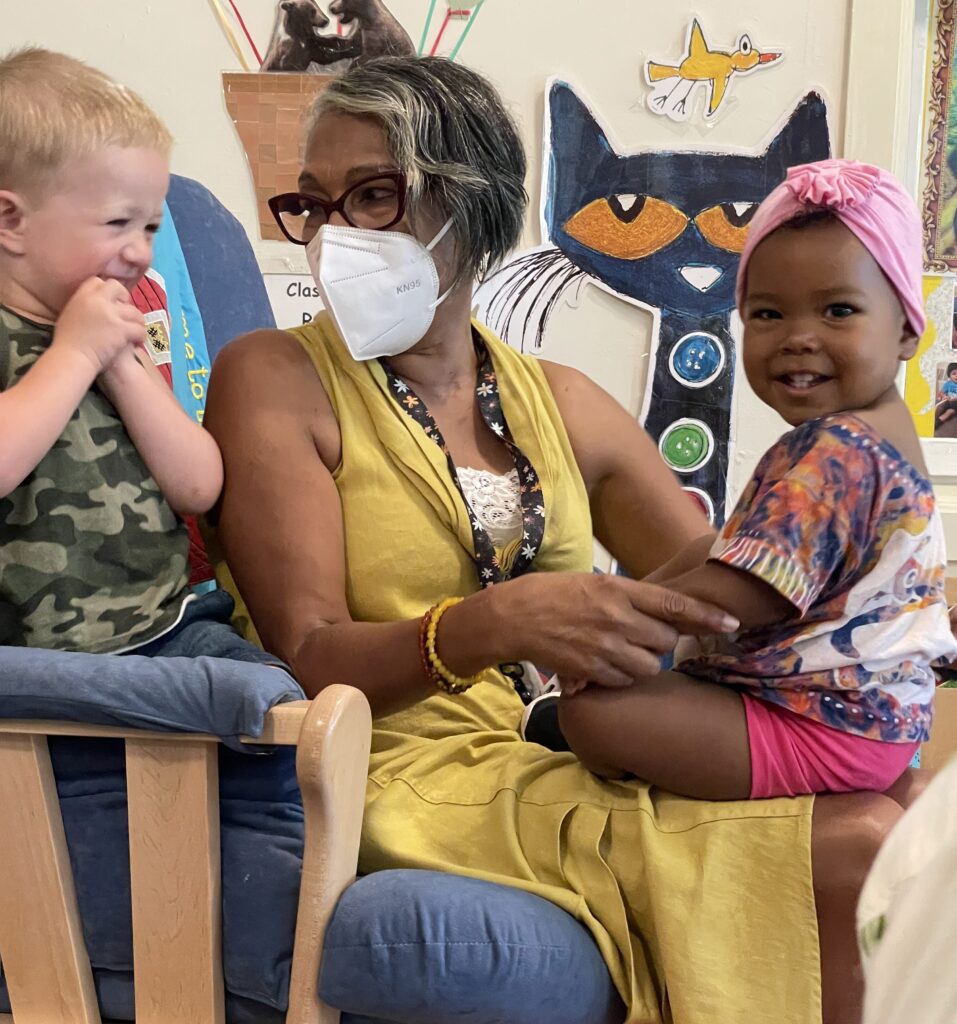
262, 0, 362, 72
328, 0, 416, 62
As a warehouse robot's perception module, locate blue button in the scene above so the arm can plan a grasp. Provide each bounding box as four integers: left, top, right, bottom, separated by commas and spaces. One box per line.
669, 333, 725, 388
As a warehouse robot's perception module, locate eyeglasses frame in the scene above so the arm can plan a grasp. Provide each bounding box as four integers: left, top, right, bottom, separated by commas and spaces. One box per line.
267, 171, 408, 245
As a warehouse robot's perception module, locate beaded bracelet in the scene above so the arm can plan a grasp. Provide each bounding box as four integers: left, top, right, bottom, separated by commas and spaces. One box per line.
423, 597, 483, 694
417, 604, 443, 689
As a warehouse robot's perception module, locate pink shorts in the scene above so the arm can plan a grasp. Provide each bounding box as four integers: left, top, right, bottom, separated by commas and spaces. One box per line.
742, 695, 919, 798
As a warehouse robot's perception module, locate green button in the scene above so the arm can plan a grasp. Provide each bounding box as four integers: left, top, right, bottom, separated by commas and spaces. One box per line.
659, 421, 713, 472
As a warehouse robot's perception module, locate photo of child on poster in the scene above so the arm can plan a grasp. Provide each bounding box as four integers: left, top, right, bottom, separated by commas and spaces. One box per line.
933, 304, 957, 436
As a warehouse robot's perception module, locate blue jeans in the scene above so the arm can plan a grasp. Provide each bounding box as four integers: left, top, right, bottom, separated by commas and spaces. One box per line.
127, 588, 286, 668
0, 590, 301, 745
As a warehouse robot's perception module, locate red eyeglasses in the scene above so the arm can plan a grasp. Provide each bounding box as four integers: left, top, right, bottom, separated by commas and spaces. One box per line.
268, 171, 408, 245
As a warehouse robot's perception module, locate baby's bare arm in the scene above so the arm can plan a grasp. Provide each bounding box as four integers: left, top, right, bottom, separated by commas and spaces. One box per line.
666, 559, 795, 631
0, 346, 98, 497
1, 278, 158, 497
97, 346, 223, 516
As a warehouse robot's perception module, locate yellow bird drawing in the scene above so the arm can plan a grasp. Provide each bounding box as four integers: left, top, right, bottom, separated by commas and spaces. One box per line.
646, 19, 781, 119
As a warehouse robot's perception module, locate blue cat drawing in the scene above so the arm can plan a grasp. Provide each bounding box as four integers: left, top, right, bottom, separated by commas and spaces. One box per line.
476, 82, 830, 525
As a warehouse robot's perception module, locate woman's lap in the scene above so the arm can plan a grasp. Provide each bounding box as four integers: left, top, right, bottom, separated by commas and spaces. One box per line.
362, 681, 820, 1024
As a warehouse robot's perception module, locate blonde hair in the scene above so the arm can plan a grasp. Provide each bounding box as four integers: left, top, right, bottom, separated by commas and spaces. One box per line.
0, 47, 172, 195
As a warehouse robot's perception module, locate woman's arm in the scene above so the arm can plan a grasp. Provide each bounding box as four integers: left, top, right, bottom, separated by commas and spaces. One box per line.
204, 330, 451, 711
642, 532, 716, 585
539, 361, 792, 630
539, 361, 715, 577
205, 334, 738, 712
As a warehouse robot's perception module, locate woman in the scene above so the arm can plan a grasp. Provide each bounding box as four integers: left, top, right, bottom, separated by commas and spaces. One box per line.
205, 56, 902, 1024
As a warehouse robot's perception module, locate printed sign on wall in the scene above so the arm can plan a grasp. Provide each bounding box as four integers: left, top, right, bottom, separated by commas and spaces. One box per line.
263, 273, 324, 329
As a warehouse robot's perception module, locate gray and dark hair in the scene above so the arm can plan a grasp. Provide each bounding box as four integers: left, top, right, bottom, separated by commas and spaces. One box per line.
307, 56, 528, 285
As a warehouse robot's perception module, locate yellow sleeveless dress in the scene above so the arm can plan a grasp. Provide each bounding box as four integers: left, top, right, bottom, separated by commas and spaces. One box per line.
256, 315, 820, 1022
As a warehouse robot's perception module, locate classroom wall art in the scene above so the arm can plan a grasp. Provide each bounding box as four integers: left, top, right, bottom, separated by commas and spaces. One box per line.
417, 2, 487, 59
222, 71, 330, 241
904, 274, 957, 438
644, 18, 782, 123
211, 0, 421, 73
922, 0, 957, 271
474, 81, 830, 525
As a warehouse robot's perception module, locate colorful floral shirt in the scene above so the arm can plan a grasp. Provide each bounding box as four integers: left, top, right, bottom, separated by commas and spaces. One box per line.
678, 414, 957, 743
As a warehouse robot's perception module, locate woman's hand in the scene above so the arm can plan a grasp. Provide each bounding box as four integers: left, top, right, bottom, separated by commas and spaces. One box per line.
489, 572, 738, 689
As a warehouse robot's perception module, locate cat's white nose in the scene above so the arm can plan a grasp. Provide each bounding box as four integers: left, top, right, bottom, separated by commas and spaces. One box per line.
679, 265, 723, 291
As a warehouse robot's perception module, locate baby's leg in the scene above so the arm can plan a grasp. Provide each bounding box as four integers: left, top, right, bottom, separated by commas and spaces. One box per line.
883, 767, 931, 809
558, 671, 752, 800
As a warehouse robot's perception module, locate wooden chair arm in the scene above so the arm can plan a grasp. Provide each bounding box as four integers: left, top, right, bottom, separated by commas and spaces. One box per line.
286, 686, 373, 1024
0, 686, 372, 1024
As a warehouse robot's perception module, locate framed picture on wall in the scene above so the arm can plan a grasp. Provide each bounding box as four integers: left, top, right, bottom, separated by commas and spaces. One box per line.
922, 0, 957, 271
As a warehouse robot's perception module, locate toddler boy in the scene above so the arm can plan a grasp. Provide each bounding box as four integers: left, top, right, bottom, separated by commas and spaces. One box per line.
0, 49, 281, 670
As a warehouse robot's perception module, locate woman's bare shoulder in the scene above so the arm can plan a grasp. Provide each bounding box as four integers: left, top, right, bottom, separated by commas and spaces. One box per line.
537, 358, 595, 396
207, 328, 341, 468
212, 328, 315, 385
536, 359, 629, 435
212, 328, 333, 409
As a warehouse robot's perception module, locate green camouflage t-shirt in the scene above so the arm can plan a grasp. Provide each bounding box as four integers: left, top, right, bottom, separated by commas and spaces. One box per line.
0, 306, 191, 652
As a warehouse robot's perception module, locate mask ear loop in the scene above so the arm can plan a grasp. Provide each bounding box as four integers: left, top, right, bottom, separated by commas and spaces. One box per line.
426, 218, 456, 311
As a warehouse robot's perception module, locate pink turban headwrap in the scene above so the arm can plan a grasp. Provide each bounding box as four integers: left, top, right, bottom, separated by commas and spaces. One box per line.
735, 158, 925, 337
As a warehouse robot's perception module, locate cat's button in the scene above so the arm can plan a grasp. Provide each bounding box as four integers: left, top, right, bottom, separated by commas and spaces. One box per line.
669, 332, 725, 389
659, 419, 715, 474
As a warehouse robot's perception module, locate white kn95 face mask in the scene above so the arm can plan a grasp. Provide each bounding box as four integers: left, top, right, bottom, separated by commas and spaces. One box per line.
306, 218, 454, 361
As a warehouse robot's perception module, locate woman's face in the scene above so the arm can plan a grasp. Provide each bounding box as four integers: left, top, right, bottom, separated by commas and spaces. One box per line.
300, 111, 454, 280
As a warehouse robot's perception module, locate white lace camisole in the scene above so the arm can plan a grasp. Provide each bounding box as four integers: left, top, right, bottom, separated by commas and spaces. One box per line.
456, 466, 523, 549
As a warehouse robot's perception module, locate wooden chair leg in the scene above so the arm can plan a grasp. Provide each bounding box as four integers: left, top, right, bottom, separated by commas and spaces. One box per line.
0, 734, 101, 1024
286, 686, 372, 1024
126, 738, 225, 1024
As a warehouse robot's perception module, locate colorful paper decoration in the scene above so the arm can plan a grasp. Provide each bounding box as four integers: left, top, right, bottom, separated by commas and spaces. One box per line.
419, 0, 486, 59
644, 18, 782, 122
921, 0, 957, 271
904, 275, 957, 438
222, 71, 330, 241
474, 80, 830, 526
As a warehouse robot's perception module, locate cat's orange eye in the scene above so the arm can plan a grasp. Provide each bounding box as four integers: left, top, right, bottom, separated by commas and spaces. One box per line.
563, 195, 688, 260
695, 203, 758, 253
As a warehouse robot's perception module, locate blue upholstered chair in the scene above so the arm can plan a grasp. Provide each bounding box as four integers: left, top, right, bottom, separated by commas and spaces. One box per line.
0, 177, 623, 1024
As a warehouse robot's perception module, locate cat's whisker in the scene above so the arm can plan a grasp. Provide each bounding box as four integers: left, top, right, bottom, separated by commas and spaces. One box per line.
512, 259, 573, 342
480, 248, 573, 345
509, 260, 570, 349
481, 251, 548, 325
533, 266, 587, 351
477, 246, 591, 352
497, 255, 569, 348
